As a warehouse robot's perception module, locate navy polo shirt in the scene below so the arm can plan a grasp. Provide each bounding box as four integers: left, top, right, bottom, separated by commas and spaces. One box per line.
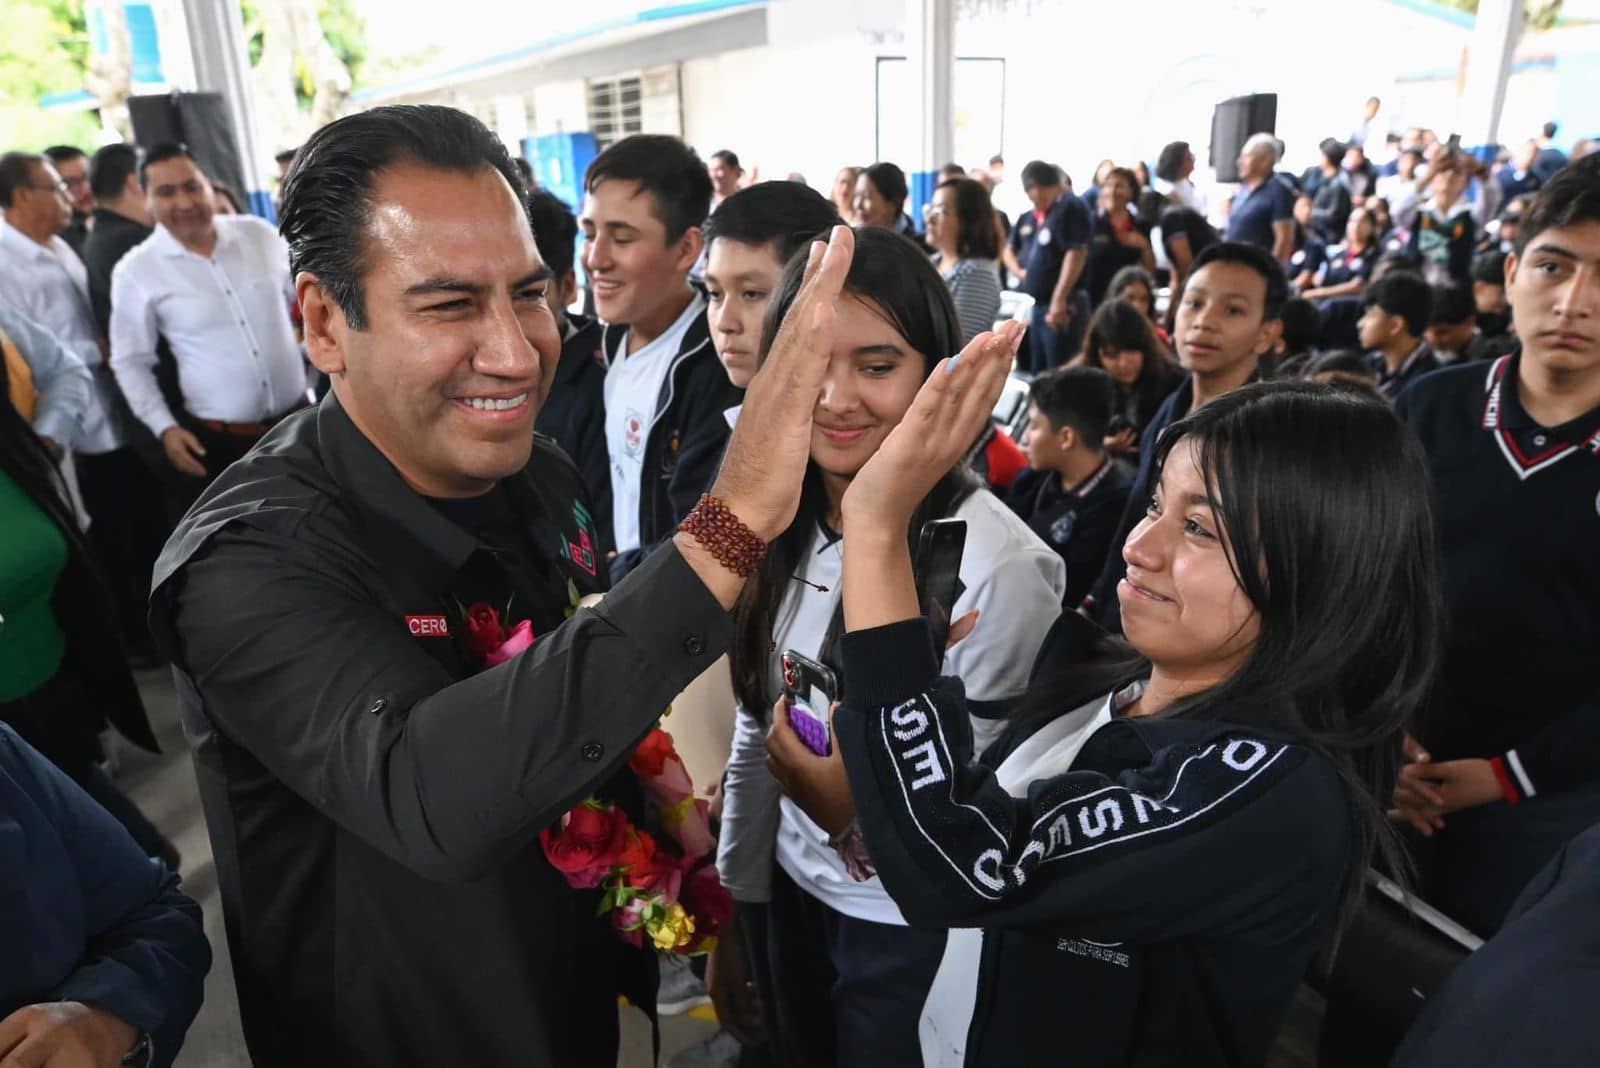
1158, 206, 1217, 265
1396, 353, 1600, 802
1009, 193, 1091, 304
1368, 341, 1440, 399
1287, 237, 1325, 281
1314, 243, 1378, 288
1225, 175, 1295, 252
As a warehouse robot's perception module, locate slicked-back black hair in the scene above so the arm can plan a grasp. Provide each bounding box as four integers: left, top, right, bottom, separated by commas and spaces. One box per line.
584, 133, 712, 243
703, 181, 840, 266
278, 105, 527, 331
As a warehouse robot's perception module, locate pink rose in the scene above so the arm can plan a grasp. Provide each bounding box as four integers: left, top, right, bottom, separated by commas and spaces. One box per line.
484, 619, 536, 667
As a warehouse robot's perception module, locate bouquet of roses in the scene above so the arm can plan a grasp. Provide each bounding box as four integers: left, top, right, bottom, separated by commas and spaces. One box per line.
539, 726, 732, 956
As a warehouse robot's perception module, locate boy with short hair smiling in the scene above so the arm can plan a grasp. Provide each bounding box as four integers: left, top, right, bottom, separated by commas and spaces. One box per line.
581, 134, 739, 581
1086, 241, 1287, 631
1009, 366, 1133, 608
1359, 270, 1439, 397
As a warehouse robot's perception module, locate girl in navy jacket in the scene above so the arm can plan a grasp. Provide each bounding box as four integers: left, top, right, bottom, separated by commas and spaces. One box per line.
768, 365, 1439, 1066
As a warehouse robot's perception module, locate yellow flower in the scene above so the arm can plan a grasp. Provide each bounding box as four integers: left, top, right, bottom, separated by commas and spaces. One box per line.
648, 903, 696, 952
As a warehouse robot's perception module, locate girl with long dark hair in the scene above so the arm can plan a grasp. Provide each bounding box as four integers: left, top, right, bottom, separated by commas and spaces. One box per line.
713, 227, 1065, 1065
0, 356, 176, 866
770, 357, 1439, 1064
1082, 298, 1182, 456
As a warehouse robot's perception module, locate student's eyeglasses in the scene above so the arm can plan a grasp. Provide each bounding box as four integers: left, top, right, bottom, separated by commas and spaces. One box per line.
26, 181, 70, 197
922, 204, 946, 221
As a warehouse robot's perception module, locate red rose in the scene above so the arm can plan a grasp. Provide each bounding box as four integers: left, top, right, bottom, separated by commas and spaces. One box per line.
539, 801, 630, 889
681, 863, 733, 931
463, 603, 505, 664
614, 827, 657, 874
628, 728, 677, 779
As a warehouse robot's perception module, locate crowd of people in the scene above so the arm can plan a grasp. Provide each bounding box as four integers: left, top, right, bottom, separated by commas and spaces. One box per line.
0, 93, 1596, 1068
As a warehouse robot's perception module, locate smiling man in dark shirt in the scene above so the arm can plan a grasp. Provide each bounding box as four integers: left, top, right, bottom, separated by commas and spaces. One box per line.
148, 104, 854, 1067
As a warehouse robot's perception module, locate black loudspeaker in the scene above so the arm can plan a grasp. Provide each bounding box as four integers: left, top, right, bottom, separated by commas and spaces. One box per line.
1210, 93, 1278, 183
127, 92, 248, 201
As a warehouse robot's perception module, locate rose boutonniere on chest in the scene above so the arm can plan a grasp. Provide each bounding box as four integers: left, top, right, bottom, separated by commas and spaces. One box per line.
458, 597, 732, 956
461, 600, 537, 667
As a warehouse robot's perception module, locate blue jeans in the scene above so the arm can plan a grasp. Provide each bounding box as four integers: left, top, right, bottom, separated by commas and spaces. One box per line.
1026, 291, 1090, 373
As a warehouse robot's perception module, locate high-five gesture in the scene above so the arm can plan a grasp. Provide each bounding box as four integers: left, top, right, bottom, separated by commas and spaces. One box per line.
839, 320, 1022, 635
712, 225, 855, 542
842, 319, 1023, 534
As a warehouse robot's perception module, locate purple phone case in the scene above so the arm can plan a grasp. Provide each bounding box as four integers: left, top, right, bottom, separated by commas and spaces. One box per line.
789, 701, 832, 757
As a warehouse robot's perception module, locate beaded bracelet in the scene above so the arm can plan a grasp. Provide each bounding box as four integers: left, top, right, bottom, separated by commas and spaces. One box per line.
679, 494, 767, 577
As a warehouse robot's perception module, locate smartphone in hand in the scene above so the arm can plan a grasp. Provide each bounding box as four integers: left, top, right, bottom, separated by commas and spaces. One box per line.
915, 518, 968, 666
781, 650, 838, 757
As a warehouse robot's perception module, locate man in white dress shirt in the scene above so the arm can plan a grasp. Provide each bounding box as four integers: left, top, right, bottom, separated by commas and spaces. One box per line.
0, 151, 168, 659
110, 143, 309, 501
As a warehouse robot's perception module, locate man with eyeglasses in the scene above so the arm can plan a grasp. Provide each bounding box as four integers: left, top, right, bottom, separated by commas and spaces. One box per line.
43, 145, 95, 258
0, 150, 167, 663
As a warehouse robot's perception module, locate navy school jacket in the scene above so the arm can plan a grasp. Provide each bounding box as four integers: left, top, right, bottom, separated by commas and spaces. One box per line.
835, 619, 1351, 1066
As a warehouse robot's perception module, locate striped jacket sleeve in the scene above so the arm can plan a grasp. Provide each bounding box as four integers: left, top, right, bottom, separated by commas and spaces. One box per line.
834, 620, 1349, 942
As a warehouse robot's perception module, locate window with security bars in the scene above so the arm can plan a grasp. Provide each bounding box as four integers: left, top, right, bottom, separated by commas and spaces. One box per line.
587, 76, 643, 148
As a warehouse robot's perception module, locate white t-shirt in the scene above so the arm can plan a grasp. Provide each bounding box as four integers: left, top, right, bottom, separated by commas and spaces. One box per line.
602, 293, 705, 553
716, 488, 1066, 917
917, 685, 1134, 1068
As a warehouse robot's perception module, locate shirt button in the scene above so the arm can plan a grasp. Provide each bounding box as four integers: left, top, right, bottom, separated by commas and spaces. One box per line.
369, 698, 387, 714
684, 635, 705, 656
581, 741, 605, 762
1533, 434, 1547, 446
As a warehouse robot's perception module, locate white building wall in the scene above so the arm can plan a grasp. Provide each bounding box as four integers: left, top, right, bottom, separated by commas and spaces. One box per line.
532, 80, 590, 135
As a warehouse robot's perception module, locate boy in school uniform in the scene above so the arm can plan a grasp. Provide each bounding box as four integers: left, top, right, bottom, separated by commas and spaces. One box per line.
1359, 270, 1440, 397
581, 135, 741, 583
1392, 152, 1600, 936
1009, 366, 1134, 609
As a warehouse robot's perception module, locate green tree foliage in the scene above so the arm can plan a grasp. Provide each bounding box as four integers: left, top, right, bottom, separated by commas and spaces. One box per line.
241, 0, 367, 105
1441, 0, 1565, 32
0, 0, 100, 150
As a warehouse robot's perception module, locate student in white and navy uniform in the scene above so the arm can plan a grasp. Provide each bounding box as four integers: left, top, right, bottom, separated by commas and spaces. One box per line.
1391, 153, 1600, 937
771, 380, 1439, 1068
581, 135, 740, 584
716, 229, 1064, 1066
